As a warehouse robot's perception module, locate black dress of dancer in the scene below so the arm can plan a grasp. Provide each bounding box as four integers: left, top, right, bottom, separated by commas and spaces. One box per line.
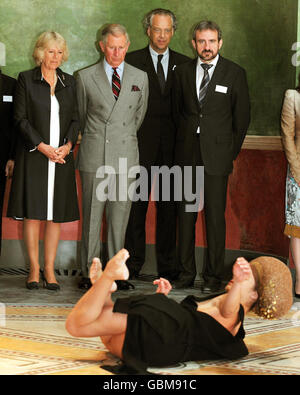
102, 292, 248, 374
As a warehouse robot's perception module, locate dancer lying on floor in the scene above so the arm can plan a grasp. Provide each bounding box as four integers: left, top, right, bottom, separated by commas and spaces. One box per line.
66, 249, 293, 374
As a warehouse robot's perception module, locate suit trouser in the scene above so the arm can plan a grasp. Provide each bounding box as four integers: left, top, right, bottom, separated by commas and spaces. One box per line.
80, 171, 133, 277
125, 151, 177, 277
177, 142, 228, 284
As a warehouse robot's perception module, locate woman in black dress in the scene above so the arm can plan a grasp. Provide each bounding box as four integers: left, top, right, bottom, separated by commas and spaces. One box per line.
7, 32, 79, 290
65, 250, 293, 374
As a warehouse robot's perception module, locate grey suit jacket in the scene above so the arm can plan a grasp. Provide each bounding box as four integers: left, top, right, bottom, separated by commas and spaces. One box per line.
76, 60, 149, 173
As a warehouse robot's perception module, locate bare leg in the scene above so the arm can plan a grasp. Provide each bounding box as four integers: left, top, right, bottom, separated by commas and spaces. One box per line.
66, 249, 129, 338
24, 219, 41, 282
290, 237, 300, 293
43, 221, 61, 284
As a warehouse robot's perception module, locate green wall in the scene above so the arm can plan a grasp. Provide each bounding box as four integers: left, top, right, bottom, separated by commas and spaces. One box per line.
0, 0, 298, 136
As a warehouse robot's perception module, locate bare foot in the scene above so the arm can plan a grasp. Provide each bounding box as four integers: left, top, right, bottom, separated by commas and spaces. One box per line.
89, 258, 102, 285
89, 258, 117, 292
104, 249, 130, 281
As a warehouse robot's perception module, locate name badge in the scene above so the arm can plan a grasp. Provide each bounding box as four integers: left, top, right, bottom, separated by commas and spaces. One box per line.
215, 85, 228, 94
3, 95, 13, 102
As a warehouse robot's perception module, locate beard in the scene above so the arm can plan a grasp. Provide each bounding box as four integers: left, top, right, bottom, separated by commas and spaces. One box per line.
199, 50, 218, 62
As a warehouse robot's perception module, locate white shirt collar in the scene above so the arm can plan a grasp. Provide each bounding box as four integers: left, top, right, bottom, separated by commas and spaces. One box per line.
103, 58, 125, 73
149, 45, 169, 59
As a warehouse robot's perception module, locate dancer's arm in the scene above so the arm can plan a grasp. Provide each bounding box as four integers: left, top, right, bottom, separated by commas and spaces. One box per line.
219, 258, 252, 318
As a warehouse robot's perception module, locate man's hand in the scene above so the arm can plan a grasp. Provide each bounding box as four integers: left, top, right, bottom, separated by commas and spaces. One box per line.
153, 278, 172, 295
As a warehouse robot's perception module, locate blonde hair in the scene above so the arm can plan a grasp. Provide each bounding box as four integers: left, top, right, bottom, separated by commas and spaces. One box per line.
33, 31, 69, 66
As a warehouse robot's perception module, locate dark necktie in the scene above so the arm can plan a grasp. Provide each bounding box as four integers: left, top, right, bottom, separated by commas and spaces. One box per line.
198, 63, 213, 105
112, 67, 121, 100
157, 54, 165, 93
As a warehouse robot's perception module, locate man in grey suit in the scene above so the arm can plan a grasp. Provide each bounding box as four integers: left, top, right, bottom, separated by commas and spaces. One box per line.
76, 24, 149, 289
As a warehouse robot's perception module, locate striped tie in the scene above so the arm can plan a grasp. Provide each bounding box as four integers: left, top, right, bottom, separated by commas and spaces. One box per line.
112, 67, 121, 100
198, 63, 213, 105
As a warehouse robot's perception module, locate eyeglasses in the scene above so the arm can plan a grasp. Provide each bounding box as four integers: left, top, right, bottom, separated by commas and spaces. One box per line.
151, 27, 173, 35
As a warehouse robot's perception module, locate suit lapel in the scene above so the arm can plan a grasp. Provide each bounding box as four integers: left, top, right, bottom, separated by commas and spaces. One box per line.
92, 61, 116, 108
55, 68, 69, 92
106, 62, 135, 116
144, 47, 155, 71
188, 58, 199, 105
0, 71, 3, 97
116, 62, 132, 103
164, 49, 175, 95
0, 72, 3, 114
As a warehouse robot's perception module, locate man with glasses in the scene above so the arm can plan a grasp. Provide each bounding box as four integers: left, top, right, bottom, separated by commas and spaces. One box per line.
124, 9, 190, 287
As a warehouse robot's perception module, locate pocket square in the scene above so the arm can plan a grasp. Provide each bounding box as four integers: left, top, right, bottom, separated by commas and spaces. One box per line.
131, 85, 140, 91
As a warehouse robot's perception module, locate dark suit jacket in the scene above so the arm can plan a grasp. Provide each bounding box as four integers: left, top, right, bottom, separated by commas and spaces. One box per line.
0, 70, 16, 173
14, 67, 79, 150
125, 47, 190, 168
173, 56, 251, 175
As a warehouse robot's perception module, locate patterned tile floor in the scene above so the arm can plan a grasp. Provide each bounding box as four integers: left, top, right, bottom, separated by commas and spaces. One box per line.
0, 274, 300, 375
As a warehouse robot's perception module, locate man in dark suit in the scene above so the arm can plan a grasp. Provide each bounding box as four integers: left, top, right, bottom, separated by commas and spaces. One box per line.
173, 21, 250, 291
0, 69, 16, 253
124, 9, 190, 282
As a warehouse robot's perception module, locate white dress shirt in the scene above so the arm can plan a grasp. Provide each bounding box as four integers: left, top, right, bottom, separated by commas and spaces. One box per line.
103, 58, 125, 86
149, 45, 169, 80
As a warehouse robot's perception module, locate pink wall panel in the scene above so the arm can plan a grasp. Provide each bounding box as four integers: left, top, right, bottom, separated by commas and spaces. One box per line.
2, 148, 290, 259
